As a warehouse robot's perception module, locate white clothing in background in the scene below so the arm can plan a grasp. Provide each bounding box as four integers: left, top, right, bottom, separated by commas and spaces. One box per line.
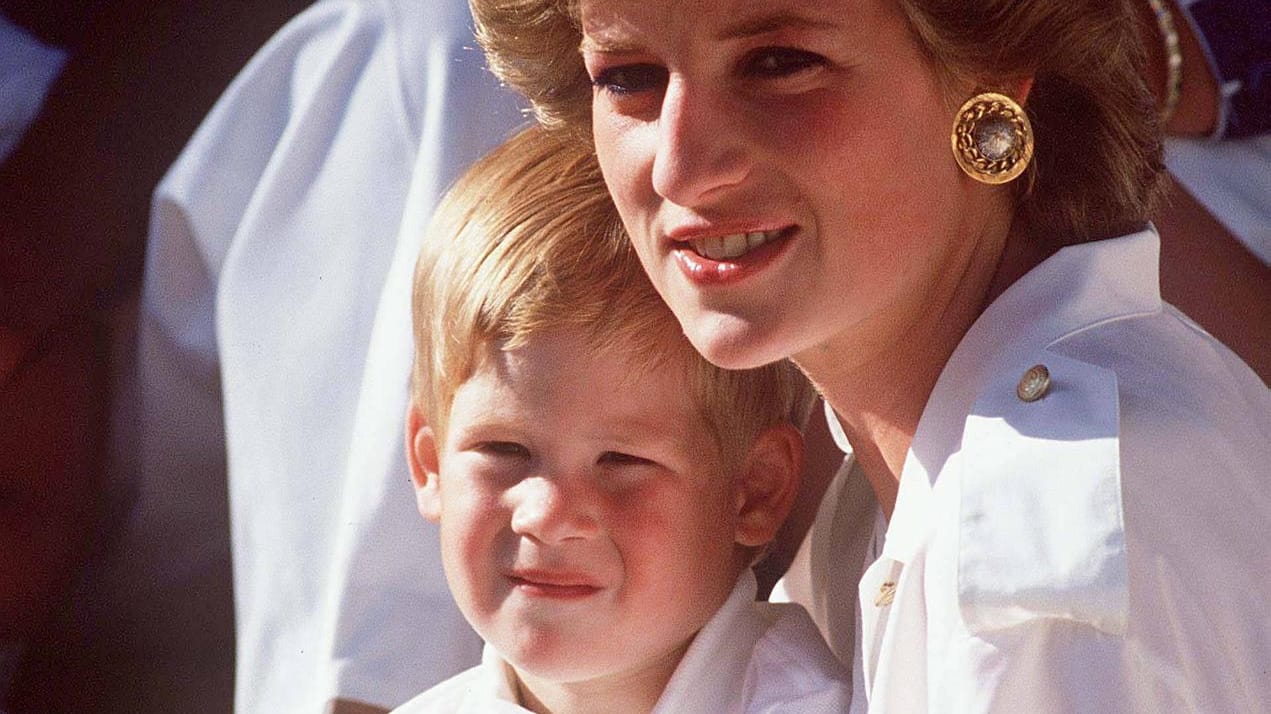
0, 14, 66, 164
140, 0, 524, 709
393, 571, 851, 714
780, 227, 1270, 712
1165, 135, 1271, 264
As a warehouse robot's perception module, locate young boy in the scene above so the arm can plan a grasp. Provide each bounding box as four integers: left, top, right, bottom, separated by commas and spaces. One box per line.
396, 126, 849, 713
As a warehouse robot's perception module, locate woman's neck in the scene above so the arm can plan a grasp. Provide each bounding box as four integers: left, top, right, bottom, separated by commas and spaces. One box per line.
796, 203, 1036, 518
799, 309, 971, 518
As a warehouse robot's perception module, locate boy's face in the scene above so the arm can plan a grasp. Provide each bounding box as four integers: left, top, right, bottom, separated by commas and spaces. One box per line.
409, 329, 796, 692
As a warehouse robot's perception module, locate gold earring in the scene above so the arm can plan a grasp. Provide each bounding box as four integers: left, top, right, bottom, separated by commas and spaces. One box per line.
951, 92, 1033, 185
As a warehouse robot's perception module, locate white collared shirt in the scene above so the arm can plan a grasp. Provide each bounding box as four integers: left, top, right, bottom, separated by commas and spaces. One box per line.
780, 227, 1271, 712
393, 570, 851, 713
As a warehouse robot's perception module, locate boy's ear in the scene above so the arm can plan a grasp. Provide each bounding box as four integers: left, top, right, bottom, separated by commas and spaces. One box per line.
734, 423, 803, 548
406, 404, 442, 523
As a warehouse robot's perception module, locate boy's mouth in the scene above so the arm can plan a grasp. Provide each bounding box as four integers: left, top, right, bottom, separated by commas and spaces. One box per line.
509, 569, 601, 599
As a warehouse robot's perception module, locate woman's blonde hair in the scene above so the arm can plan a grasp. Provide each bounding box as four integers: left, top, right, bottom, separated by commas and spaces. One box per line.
411, 124, 814, 455
469, 0, 1166, 245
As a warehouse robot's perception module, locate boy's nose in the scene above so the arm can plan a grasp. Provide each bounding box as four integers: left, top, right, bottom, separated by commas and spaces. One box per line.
509, 476, 600, 544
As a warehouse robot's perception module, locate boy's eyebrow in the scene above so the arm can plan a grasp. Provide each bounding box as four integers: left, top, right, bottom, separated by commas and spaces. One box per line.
601, 416, 698, 453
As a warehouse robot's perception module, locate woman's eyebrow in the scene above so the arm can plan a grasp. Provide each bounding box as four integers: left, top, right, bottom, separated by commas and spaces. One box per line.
579, 36, 638, 54
716, 13, 839, 40
580, 11, 839, 53
578, 21, 645, 54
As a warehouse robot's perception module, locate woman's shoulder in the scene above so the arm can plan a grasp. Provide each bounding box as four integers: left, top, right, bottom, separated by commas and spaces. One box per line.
742, 602, 853, 713
1007, 300, 1270, 524
956, 305, 1269, 632
1046, 307, 1271, 708
1062, 304, 1270, 562
1046, 301, 1270, 475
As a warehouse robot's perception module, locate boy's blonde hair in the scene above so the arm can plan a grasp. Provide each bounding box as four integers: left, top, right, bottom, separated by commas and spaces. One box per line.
411, 125, 814, 458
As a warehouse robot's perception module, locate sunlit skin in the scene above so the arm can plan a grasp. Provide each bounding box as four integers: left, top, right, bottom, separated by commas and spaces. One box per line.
581, 0, 1039, 514
407, 330, 800, 713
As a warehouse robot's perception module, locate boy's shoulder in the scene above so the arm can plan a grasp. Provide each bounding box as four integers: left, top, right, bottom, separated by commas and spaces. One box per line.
655, 574, 851, 713
743, 601, 853, 711
391, 657, 529, 714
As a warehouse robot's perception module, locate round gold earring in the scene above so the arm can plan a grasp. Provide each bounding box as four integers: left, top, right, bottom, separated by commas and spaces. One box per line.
951, 92, 1033, 185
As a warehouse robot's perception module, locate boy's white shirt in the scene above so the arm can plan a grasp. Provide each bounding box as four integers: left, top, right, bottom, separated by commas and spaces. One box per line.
393, 569, 851, 713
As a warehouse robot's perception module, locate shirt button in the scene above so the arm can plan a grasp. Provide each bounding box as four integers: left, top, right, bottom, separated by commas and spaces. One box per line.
1016, 364, 1051, 402
875, 581, 897, 607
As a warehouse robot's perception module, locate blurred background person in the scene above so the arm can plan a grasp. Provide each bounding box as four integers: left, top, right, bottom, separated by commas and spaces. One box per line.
118, 0, 522, 711
1139, 0, 1270, 376
1, 1, 310, 710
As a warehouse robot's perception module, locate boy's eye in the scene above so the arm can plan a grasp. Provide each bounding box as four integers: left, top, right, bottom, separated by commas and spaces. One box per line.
591, 63, 668, 96
743, 47, 826, 78
598, 451, 656, 467
477, 441, 530, 459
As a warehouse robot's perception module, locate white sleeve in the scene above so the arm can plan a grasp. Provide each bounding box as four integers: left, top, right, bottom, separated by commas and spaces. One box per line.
1164, 134, 1271, 265
141, 0, 525, 709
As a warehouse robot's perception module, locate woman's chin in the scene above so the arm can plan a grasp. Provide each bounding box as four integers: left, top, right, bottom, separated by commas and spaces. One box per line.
682, 315, 794, 371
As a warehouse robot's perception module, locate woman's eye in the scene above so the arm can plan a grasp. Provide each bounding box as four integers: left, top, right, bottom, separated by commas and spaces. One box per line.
478, 441, 530, 458
598, 451, 656, 467
591, 64, 668, 96
744, 47, 826, 78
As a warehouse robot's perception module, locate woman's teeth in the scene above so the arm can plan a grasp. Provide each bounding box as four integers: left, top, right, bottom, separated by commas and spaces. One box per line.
691, 230, 780, 260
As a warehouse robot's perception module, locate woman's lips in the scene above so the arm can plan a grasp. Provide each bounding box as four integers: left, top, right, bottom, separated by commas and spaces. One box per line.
669, 226, 796, 285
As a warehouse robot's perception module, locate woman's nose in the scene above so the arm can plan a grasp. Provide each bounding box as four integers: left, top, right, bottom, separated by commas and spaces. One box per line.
650, 78, 751, 206
509, 476, 600, 544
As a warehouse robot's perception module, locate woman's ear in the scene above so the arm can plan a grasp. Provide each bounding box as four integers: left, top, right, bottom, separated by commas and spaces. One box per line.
406, 404, 442, 523
734, 423, 804, 548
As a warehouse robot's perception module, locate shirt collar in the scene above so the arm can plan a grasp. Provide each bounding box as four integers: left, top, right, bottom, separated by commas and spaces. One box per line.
476, 644, 525, 709
823, 398, 855, 455
652, 571, 764, 713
